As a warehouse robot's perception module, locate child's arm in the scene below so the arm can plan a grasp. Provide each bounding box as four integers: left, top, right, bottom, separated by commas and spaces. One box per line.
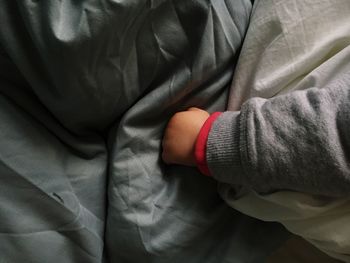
162, 107, 209, 167
162, 82, 350, 197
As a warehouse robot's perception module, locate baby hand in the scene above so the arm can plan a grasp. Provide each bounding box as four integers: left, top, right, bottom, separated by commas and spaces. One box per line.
162, 107, 209, 166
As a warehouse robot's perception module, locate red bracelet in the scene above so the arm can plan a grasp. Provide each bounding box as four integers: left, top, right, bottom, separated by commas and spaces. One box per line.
194, 112, 222, 176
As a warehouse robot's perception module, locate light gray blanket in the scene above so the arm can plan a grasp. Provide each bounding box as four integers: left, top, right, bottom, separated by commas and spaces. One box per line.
0, 1, 288, 262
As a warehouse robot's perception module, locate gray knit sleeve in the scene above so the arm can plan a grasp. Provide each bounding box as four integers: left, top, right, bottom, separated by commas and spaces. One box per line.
206, 82, 350, 197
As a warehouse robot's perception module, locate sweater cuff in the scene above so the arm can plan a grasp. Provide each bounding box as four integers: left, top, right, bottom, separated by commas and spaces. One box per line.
206, 111, 245, 185
195, 112, 222, 176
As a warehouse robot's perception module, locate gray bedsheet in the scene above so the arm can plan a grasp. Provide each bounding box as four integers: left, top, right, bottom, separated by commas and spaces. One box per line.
0, 1, 288, 262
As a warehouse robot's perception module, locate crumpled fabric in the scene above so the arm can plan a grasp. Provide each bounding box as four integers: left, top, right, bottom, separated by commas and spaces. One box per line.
223, 0, 350, 261
0, 0, 289, 262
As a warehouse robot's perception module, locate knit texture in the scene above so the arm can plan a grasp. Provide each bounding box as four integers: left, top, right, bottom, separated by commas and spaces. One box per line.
206, 112, 245, 184
207, 80, 350, 196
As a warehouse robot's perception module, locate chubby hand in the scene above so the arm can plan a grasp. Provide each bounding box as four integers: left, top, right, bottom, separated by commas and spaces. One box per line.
162, 107, 209, 166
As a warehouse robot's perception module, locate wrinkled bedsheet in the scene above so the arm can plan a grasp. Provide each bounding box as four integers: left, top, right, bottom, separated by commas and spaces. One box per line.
0, 1, 289, 262
224, 0, 350, 261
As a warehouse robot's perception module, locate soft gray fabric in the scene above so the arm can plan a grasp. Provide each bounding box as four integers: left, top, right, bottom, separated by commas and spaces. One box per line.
0, 0, 289, 262
207, 71, 350, 197
0, 44, 106, 263
205, 1, 350, 260
206, 0, 350, 198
